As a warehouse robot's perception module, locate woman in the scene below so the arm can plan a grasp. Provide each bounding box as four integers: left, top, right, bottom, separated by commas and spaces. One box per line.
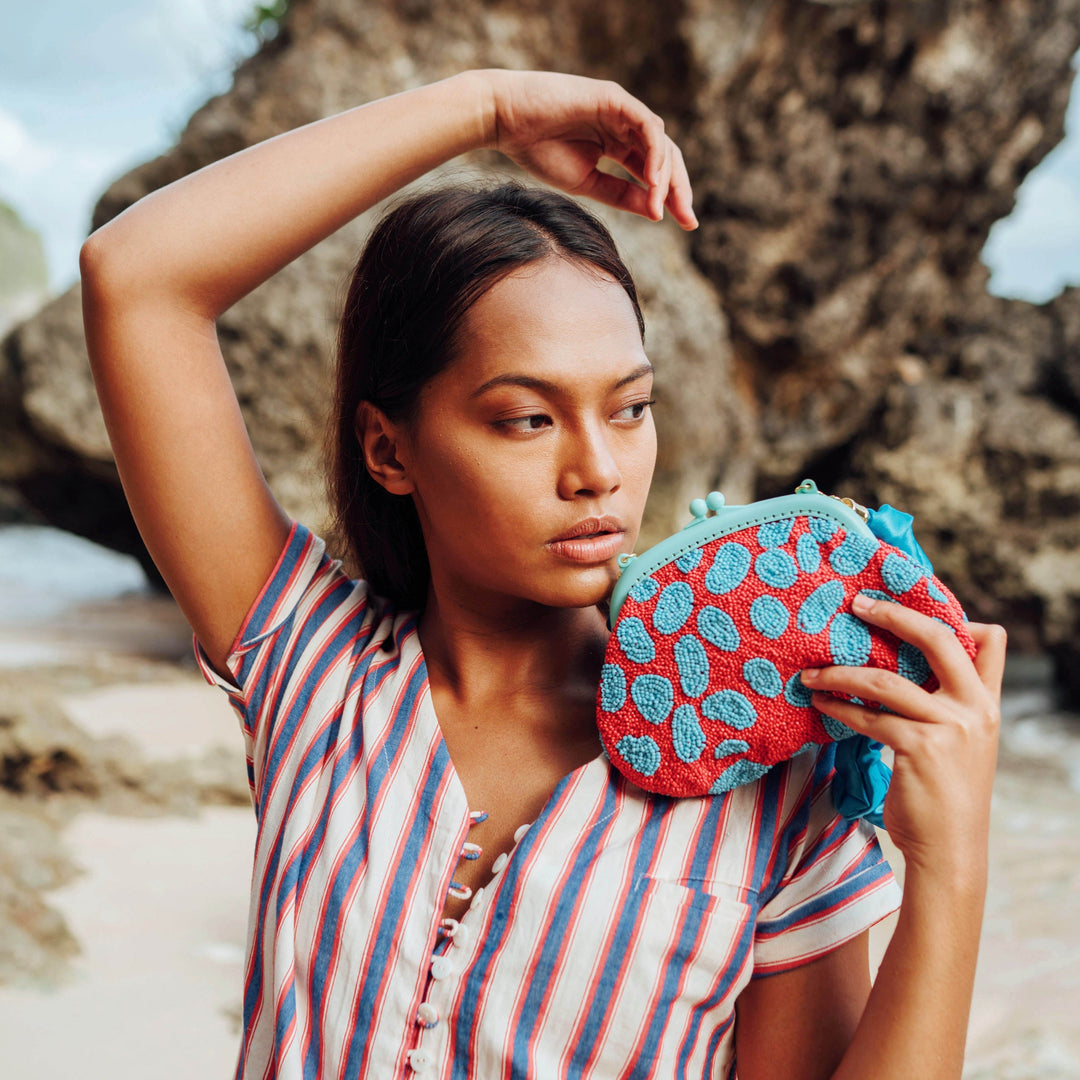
80, 68, 1006, 1079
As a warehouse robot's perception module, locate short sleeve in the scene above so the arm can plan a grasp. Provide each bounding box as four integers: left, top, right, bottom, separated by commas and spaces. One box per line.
191, 518, 382, 782
751, 742, 903, 978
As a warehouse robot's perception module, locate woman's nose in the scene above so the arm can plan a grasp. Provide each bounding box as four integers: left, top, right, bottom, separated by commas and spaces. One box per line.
558, 420, 622, 498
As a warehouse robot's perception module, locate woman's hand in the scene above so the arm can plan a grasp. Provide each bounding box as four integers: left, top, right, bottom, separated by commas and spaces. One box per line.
476, 68, 698, 229
798, 594, 1007, 881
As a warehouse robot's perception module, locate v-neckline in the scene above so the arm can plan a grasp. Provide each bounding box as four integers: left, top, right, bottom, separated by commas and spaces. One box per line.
410, 619, 609, 822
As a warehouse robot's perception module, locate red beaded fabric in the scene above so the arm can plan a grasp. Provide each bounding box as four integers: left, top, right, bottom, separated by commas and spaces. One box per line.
596, 511, 976, 798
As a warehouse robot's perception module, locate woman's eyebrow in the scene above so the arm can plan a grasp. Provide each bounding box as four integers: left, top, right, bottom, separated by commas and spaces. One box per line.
469, 360, 654, 399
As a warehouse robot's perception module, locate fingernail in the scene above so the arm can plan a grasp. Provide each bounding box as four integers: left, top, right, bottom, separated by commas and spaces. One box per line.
800, 668, 821, 683
852, 593, 874, 614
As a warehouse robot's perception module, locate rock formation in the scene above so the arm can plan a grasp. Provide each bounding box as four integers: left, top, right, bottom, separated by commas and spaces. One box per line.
0, 200, 49, 341
2, 0, 1079, 698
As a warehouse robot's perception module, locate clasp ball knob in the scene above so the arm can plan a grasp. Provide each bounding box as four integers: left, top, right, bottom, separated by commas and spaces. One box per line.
689, 498, 708, 519
705, 491, 726, 511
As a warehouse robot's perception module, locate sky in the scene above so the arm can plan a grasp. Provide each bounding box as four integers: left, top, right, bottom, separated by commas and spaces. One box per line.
1, 2, 1078, 304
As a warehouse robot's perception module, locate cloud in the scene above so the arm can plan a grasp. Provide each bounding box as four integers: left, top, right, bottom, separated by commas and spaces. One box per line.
0, 105, 58, 180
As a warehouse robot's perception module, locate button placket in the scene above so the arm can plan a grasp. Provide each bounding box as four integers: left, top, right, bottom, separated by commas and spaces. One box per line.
416, 808, 488, 1036
412, 813, 539, 1064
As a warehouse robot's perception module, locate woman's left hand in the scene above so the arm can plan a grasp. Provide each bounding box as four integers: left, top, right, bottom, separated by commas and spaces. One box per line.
798, 594, 1007, 880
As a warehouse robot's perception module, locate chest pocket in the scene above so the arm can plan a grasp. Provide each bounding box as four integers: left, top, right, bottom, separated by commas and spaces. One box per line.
540, 873, 754, 1075
627, 873, 755, 975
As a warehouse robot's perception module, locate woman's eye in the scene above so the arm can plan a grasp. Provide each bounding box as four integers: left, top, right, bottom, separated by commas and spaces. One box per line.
494, 399, 655, 433
495, 413, 552, 432
616, 399, 657, 421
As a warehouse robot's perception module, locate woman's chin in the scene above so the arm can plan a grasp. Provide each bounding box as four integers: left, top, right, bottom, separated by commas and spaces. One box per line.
544, 570, 619, 613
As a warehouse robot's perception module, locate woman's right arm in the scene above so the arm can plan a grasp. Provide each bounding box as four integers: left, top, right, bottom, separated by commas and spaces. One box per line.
79, 71, 496, 681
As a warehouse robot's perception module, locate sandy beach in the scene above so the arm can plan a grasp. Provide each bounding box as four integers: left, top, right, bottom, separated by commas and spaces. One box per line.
0, 571, 1078, 1078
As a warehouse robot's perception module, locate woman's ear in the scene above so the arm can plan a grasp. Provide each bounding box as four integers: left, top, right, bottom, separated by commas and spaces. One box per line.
355, 400, 416, 496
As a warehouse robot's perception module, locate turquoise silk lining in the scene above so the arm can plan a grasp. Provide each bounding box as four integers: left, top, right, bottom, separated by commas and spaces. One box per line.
830, 503, 930, 829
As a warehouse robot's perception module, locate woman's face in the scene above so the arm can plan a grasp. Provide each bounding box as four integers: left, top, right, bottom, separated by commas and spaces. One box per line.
399, 257, 657, 615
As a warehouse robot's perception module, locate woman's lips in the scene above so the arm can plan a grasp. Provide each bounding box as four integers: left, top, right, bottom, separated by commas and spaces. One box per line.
545, 531, 627, 563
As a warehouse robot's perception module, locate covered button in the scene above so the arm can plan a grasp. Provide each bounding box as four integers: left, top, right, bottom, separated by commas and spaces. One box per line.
450, 920, 471, 950
416, 1002, 439, 1027
431, 953, 455, 980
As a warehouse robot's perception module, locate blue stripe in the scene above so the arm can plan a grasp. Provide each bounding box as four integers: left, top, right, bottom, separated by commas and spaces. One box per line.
755, 743, 837, 909
237, 623, 368, 1057
676, 780, 779, 1072
756, 860, 892, 936
507, 775, 621, 1074
236, 522, 310, 662
303, 651, 429, 1078
562, 798, 670, 1080
291, 652, 400, 902
274, 972, 297, 1065
624, 792, 728, 1080
239, 608, 390, 1069
253, 578, 362, 809
344, 654, 454, 1077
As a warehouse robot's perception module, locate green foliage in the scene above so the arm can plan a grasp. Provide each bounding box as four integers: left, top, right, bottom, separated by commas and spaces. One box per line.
244, 0, 290, 43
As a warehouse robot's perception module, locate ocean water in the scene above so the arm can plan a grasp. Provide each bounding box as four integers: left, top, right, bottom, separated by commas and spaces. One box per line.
0, 523, 150, 625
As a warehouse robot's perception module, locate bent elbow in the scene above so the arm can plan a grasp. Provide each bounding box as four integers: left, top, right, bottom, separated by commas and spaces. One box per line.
79, 230, 121, 296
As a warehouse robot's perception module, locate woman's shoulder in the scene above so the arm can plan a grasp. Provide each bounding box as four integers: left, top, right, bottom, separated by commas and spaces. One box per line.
193, 516, 419, 697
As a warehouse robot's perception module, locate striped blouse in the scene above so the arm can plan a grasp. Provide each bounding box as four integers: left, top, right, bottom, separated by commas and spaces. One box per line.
194, 517, 902, 1080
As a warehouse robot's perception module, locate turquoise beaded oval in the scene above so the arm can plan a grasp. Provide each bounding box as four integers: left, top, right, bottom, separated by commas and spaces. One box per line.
616, 616, 654, 664
705, 542, 752, 595
674, 634, 710, 697
616, 734, 662, 776
743, 657, 784, 698
653, 581, 694, 634
755, 548, 799, 589
797, 580, 845, 634
630, 674, 674, 724
671, 704, 707, 763
599, 663, 626, 712
749, 594, 789, 640
701, 689, 757, 730
697, 606, 741, 652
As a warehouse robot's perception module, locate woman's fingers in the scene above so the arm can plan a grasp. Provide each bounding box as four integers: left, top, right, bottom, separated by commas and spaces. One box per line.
650, 135, 672, 220
848, 595, 982, 701
580, 165, 653, 220
798, 603, 1010, 754
801, 665, 937, 751
488, 70, 697, 228
593, 85, 691, 224
965, 622, 1008, 705
604, 137, 697, 228
808, 689, 919, 754
666, 141, 699, 227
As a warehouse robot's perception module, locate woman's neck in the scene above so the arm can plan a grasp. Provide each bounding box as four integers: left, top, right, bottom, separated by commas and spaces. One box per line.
416, 585, 610, 710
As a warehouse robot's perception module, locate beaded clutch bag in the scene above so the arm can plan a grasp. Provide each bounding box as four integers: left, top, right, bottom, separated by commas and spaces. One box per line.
596, 478, 977, 821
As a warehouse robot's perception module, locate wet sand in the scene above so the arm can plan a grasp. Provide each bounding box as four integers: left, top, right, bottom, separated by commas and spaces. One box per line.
0, 589, 1077, 1078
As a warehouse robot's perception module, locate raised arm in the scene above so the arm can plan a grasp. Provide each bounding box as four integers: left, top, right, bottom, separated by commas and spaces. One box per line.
79, 72, 494, 681
79, 68, 694, 683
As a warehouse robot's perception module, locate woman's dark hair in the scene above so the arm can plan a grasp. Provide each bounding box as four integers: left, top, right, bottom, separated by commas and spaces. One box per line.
322, 175, 646, 611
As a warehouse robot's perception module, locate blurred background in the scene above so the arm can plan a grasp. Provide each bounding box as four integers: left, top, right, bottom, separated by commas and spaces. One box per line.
1, 1, 1079, 1077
